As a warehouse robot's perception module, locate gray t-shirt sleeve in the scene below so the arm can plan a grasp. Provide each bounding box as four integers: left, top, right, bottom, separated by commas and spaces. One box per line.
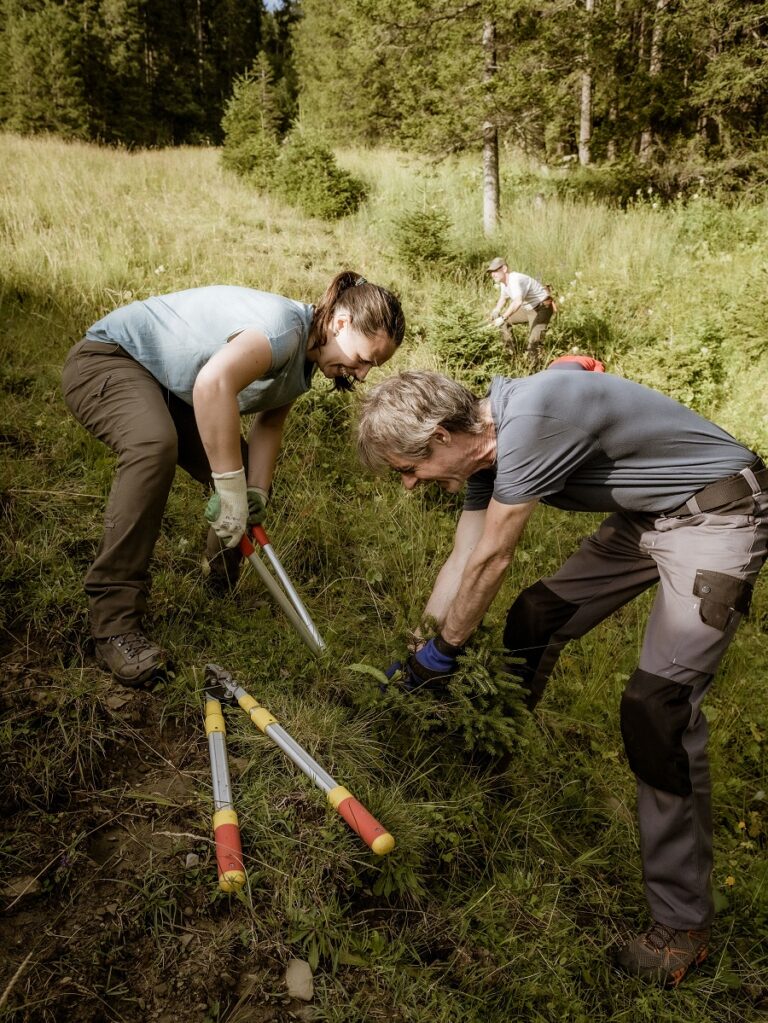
464, 467, 496, 510
266, 325, 304, 373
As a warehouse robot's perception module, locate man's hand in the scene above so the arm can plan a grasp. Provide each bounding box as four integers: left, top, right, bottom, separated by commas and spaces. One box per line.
246, 485, 269, 527
493, 316, 505, 328
402, 636, 463, 694
205, 467, 248, 548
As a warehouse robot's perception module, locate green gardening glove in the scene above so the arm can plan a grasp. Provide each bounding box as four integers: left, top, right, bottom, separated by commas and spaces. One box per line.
246, 486, 269, 527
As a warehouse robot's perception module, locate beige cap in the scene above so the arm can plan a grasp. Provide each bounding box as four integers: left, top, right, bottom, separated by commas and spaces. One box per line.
486, 256, 506, 272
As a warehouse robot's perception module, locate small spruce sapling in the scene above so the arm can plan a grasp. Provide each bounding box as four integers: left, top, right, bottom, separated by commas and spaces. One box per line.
351, 625, 529, 762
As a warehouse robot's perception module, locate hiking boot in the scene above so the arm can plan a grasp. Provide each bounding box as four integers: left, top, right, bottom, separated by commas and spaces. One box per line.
95, 631, 169, 688
202, 527, 242, 596
615, 921, 710, 987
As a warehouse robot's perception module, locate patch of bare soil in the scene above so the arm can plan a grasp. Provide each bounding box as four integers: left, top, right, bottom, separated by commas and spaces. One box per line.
0, 647, 308, 1023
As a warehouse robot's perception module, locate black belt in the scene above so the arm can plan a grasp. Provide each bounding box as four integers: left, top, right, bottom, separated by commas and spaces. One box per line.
667, 457, 768, 517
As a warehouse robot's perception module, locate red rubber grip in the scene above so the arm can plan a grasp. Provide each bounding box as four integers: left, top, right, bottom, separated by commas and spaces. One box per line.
336, 796, 390, 849
239, 533, 256, 557
214, 822, 244, 878
251, 524, 269, 548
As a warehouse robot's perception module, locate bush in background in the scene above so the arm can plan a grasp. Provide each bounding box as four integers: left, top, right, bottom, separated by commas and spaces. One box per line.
545, 148, 768, 208
623, 316, 727, 416
424, 297, 516, 390
273, 128, 367, 219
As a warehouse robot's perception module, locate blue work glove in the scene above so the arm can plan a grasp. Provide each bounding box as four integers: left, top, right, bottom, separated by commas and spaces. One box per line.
402, 636, 463, 694
376, 660, 403, 694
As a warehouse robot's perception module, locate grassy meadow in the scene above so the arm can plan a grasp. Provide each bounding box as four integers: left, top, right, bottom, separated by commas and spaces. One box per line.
0, 132, 767, 1023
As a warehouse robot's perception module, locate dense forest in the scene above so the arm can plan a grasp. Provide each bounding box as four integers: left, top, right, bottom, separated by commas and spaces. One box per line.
0, 0, 299, 145
2, 0, 767, 177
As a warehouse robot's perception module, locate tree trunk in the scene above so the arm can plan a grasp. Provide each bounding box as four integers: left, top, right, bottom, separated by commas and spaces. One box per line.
578, 0, 594, 166
639, 0, 667, 163
606, 0, 621, 161
196, 0, 205, 96
482, 18, 500, 235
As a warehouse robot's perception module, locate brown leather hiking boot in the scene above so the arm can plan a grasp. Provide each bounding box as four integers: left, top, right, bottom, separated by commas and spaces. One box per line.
615, 921, 710, 987
95, 631, 169, 688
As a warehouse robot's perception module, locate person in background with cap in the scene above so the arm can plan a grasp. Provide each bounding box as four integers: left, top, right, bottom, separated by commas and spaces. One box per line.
486, 257, 556, 368
62, 272, 405, 688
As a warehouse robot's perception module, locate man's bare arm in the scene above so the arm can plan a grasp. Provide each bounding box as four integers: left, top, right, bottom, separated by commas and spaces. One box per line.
440, 498, 538, 647
500, 299, 523, 321
420, 510, 488, 633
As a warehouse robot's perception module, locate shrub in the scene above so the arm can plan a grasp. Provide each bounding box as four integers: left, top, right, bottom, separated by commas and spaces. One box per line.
424, 297, 515, 390
222, 131, 280, 189
274, 130, 367, 219
624, 317, 727, 415
352, 626, 530, 763
546, 149, 768, 208
392, 205, 452, 274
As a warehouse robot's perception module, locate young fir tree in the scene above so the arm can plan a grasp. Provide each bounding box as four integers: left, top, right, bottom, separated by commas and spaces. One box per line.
221, 52, 281, 188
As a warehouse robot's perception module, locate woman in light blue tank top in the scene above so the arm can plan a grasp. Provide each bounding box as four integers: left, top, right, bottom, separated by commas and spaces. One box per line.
62, 271, 405, 687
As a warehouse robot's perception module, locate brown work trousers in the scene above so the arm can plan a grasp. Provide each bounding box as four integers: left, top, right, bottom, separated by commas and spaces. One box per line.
62, 340, 246, 638
500, 300, 554, 368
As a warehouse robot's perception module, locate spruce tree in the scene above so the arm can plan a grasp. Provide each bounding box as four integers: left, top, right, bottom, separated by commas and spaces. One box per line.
221, 52, 280, 187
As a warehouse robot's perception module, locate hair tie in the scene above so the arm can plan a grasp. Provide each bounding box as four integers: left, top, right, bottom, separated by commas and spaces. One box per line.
354, 276, 367, 287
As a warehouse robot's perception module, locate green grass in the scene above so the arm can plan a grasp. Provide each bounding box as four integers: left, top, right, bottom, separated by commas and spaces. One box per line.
0, 132, 766, 1022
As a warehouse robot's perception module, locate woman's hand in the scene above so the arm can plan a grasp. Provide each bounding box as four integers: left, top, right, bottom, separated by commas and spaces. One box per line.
246, 486, 269, 526
205, 468, 248, 548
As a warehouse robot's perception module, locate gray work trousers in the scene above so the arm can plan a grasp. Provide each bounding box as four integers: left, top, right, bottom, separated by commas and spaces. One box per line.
504, 492, 768, 928
62, 340, 246, 638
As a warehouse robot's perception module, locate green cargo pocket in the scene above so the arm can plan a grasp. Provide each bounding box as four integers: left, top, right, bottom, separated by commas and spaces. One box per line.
693, 570, 753, 632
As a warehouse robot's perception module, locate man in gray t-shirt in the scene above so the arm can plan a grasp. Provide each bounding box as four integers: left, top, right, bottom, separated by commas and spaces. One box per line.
356, 368, 768, 988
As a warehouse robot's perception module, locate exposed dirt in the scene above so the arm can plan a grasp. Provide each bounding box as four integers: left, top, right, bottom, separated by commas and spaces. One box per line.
0, 643, 310, 1023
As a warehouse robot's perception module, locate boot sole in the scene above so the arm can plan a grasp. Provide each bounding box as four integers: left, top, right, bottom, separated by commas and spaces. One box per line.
94, 651, 169, 689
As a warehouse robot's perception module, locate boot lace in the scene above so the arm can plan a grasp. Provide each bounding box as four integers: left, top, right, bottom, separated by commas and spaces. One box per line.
111, 632, 153, 659
643, 921, 678, 951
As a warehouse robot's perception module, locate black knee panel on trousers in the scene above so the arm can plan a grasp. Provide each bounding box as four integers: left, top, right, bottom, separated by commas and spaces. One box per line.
619, 668, 693, 796
503, 581, 579, 709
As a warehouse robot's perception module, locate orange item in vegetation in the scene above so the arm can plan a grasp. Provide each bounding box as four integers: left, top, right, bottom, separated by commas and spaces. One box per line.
549, 355, 606, 372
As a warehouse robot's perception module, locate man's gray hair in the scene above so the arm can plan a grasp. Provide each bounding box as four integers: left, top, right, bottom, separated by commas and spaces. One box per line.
356, 370, 484, 472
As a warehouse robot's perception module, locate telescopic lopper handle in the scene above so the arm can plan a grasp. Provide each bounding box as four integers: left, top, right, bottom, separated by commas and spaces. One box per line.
238, 532, 321, 655
212, 809, 246, 892
204, 695, 246, 892
327, 785, 396, 856
247, 526, 326, 653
